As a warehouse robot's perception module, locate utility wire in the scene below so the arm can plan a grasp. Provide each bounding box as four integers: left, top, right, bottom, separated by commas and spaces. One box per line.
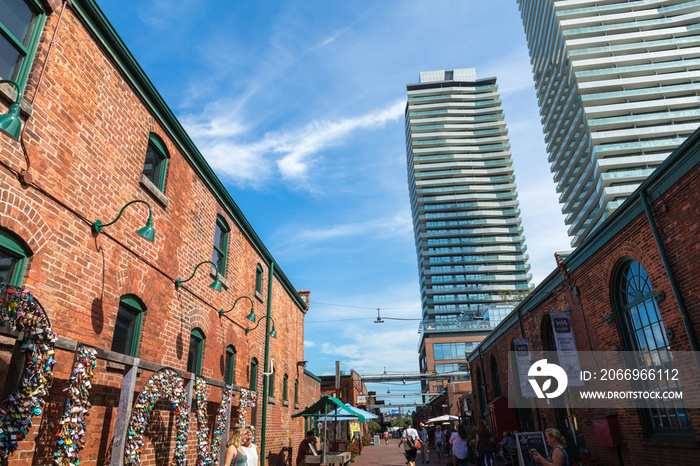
313, 301, 418, 311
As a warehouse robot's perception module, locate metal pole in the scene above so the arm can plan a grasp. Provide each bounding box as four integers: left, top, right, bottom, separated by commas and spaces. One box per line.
260, 261, 275, 466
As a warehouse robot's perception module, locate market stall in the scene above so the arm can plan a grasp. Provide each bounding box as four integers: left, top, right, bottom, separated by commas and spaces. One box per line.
292, 395, 365, 465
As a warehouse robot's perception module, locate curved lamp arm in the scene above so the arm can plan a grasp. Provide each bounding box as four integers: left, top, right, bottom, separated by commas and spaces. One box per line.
246, 314, 277, 338
219, 295, 254, 319
93, 199, 155, 242
175, 260, 222, 292
0, 80, 24, 140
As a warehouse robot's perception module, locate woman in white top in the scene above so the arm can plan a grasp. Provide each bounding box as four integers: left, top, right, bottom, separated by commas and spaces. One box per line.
449, 424, 469, 466
239, 427, 259, 466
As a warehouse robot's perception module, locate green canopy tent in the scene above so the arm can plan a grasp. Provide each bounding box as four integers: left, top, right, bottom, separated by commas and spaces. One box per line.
292, 395, 366, 462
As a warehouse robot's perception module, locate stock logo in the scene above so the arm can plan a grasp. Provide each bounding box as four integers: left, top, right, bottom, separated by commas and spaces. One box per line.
528, 359, 568, 399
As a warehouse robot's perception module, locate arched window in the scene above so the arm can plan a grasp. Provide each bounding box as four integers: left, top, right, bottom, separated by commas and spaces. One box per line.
111, 295, 145, 357
212, 216, 230, 277
490, 356, 501, 399
142, 133, 169, 191
613, 259, 691, 434
294, 379, 299, 404
187, 328, 205, 375
255, 264, 263, 294
268, 366, 275, 397
283, 374, 289, 402
224, 345, 236, 385
250, 358, 258, 391
0, 228, 31, 286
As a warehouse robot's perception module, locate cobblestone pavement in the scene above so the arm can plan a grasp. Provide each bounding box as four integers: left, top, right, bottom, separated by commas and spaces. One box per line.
351, 439, 456, 466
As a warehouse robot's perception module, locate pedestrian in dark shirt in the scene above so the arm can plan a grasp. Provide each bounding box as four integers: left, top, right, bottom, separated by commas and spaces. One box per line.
296, 431, 317, 466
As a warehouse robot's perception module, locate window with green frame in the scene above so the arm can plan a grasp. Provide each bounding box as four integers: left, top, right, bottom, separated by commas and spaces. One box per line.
186, 328, 205, 375
212, 216, 229, 277
268, 366, 275, 397
250, 358, 258, 391
224, 345, 236, 385
255, 264, 263, 294
294, 379, 299, 404
142, 134, 169, 191
0, 0, 46, 87
283, 374, 288, 402
0, 228, 30, 286
110, 295, 145, 357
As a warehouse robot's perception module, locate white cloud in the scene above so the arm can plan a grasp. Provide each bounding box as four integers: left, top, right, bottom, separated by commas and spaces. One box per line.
291, 212, 413, 245
182, 99, 405, 189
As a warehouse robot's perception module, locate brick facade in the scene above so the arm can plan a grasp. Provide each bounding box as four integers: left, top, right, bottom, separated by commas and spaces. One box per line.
0, 1, 318, 465
467, 134, 700, 465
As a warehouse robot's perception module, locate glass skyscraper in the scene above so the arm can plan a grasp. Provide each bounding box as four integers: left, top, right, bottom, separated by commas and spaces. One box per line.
405, 68, 533, 395
518, 0, 700, 246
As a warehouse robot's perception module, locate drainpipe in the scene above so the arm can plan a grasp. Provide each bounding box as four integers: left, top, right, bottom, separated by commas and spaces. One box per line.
640, 192, 700, 369
260, 261, 275, 466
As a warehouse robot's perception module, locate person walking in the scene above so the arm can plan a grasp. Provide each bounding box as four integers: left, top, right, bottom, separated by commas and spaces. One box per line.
448, 424, 469, 466
398, 421, 420, 466
418, 423, 429, 463
224, 427, 248, 466
444, 424, 457, 466
240, 426, 259, 466
433, 425, 445, 464
531, 428, 569, 466
384, 430, 389, 445
475, 420, 494, 466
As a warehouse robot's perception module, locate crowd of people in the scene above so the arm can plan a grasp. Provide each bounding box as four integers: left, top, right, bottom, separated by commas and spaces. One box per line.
222, 420, 569, 466
391, 420, 569, 466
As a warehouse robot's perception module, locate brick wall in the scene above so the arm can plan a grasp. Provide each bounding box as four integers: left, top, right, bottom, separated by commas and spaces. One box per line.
468, 159, 700, 464
0, 3, 317, 465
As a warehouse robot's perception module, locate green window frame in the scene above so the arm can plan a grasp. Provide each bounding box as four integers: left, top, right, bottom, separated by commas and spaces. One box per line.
268, 366, 275, 397
294, 379, 299, 404
212, 216, 229, 277
142, 134, 169, 191
0, 0, 46, 87
255, 264, 263, 294
0, 228, 30, 286
110, 295, 145, 357
612, 259, 692, 437
250, 358, 258, 391
187, 328, 205, 375
283, 374, 288, 402
224, 345, 236, 385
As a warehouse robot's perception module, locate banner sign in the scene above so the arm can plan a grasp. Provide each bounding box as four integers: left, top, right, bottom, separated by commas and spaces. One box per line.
513, 338, 536, 397
551, 311, 584, 386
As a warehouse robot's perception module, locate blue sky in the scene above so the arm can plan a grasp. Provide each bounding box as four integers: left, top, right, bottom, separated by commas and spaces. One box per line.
97, 0, 572, 409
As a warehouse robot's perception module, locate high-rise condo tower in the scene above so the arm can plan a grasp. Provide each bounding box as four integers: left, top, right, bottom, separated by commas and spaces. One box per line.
405, 68, 533, 398
518, 0, 700, 246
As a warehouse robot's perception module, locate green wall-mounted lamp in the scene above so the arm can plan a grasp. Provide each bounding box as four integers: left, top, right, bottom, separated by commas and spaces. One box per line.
246, 312, 277, 338
93, 199, 155, 242
219, 295, 254, 320
176, 260, 222, 292
0, 80, 23, 140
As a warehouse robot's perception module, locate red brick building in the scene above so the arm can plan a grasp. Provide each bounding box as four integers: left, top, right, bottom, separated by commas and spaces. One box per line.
0, 1, 318, 465
467, 128, 700, 465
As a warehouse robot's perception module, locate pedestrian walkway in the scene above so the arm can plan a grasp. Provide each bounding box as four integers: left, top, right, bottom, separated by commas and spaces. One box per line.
351, 439, 454, 466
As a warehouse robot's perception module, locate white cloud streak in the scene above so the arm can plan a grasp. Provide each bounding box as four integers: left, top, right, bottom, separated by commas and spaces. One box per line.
183, 99, 406, 189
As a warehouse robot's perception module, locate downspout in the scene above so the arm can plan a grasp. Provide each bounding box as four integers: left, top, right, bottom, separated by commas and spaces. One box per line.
517, 306, 541, 430
260, 261, 275, 466
640, 192, 700, 368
